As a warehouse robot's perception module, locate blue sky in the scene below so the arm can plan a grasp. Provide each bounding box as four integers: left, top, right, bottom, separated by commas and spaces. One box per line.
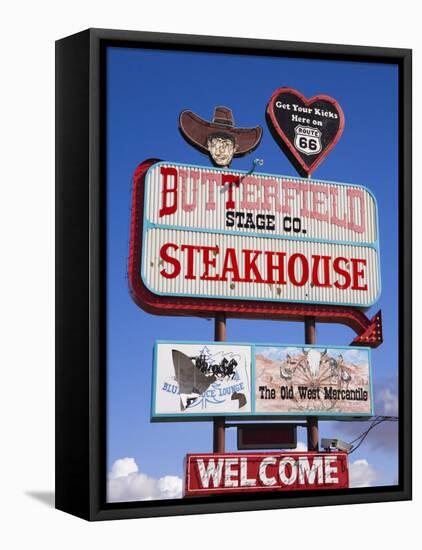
106, 46, 399, 496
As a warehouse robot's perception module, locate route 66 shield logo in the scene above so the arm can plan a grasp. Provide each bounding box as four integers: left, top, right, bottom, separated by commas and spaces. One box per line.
294, 125, 322, 156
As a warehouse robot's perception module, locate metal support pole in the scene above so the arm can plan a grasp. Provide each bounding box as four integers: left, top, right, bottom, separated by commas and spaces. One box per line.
305, 316, 319, 451
213, 313, 226, 452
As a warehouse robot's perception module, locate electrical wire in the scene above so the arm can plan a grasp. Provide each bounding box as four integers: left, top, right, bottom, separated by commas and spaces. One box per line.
347, 416, 398, 454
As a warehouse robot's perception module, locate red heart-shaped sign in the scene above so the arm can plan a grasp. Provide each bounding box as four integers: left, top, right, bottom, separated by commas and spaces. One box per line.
266, 87, 345, 177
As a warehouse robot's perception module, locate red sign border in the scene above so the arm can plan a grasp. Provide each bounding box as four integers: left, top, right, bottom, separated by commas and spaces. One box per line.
128, 159, 382, 347
266, 86, 345, 177
184, 451, 349, 497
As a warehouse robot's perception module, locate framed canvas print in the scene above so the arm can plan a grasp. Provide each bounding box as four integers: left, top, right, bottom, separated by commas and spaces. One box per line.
55, 28, 412, 520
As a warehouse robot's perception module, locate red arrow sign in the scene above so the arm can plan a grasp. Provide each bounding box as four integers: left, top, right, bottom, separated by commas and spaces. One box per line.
350, 310, 383, 347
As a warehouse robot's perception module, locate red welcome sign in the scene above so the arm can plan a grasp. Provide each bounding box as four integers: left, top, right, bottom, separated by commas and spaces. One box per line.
184, 452, 349, 496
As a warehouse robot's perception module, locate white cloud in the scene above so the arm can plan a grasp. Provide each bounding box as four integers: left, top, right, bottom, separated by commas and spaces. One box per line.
377, 387, 398, 416
107, 458, 183, 502
349, 458, 378, 488
109, 457, 138, 479
158, 475, 183, 499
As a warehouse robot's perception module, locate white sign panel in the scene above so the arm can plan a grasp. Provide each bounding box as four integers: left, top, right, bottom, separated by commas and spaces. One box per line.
254, 345, 372, 415
141, 162, 380, 307
152, 342, 373, 420
145, 162, 378, 243
143, 229, 380, 307
153, 342, 252, 418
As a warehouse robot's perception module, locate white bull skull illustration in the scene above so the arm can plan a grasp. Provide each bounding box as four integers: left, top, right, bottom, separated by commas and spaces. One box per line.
303, 348, 328, 378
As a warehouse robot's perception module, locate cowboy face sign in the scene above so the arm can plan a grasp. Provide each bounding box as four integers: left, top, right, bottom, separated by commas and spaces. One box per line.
206, 134, 237, 167
179, 107, 262, 167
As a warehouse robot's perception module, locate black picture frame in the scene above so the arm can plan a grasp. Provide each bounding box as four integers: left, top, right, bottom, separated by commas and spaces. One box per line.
55, 28, 412, 521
